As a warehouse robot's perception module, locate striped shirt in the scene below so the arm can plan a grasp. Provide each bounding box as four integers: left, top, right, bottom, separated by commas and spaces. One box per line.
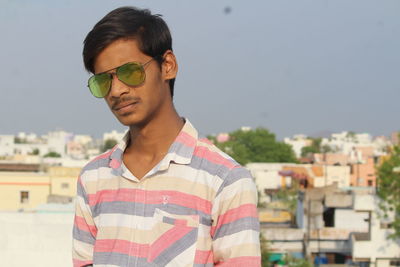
72, 120, 261, 267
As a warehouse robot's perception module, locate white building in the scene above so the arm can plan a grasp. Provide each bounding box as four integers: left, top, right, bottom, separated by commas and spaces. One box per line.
284, 135, 312, 158
103, 130, 126, 142
0, 135, 14, 156
46, 130, 72, 157
321, 131, 389, 158
351, 194, 400, 266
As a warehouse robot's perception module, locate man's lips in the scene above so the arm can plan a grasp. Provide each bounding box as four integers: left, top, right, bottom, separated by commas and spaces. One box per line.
113, 101, 138, 111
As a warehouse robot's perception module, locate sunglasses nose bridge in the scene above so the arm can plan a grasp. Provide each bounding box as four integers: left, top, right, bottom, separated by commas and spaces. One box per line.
108, 72, 130, 97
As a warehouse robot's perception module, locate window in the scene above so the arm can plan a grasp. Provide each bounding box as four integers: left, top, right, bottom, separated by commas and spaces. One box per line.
390, 260, 400, 266
367, 180, 373, 186
323, 208, 335, 227
61, 183, 69, 189
20, 191, 29, 204
381, 222, 393, 229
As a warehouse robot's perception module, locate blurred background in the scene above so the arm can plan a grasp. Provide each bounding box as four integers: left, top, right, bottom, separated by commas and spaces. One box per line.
0, 1, 399, 266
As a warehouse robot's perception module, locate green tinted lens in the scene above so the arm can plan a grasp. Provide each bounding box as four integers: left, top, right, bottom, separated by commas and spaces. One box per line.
88, 73, 111, 98
117, 62, 145, 86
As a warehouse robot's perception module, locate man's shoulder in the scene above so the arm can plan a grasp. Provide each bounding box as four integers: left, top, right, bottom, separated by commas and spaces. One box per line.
80, 145, 117, 177
193, 137, 252, 182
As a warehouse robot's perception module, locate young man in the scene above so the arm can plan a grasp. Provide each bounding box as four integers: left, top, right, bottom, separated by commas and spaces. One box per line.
73, 6, 260, 267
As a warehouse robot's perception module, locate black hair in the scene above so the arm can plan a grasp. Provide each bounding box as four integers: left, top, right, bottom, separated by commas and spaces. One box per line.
83, 6, 175, 97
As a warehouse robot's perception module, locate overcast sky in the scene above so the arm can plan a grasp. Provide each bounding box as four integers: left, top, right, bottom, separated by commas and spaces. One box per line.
0, 0, 399, 139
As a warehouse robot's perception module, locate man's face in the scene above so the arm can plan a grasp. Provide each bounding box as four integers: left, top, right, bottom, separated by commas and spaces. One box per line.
93, 39, 175, 127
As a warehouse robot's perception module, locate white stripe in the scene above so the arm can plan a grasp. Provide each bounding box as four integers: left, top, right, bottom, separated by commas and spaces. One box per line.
81, 167, 116, 183
166, 242, 197, 267
95, 213, 156, 230
212, 229, 259, 250
167, 165, 223, 191
216, 178, 257, 202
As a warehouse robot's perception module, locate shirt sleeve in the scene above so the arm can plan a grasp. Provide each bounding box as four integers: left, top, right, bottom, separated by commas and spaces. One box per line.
72, 175, 97, 267
211, 167, 261, 266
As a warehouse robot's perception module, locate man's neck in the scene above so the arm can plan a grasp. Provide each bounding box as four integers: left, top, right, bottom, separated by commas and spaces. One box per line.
126, 110, 184, 160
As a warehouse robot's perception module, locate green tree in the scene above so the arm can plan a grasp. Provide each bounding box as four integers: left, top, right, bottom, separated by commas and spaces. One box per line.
14, 136, 26, 144
102, 138, 118, 152
260, 233, 272, 267
44, 151, 61, 158
377, 145, 400, 239
213, 128, 297, 165
30, 148, 40, 155
284, 255, 313, 267
301, 137, 332, 157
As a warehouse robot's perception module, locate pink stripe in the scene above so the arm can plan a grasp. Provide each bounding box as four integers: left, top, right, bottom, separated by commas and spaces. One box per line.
215, 204, 258, 231
148, 225, 193, 261
74, 216, 98, 237
194, 146, 236, 169
175, 131, 197, 147
194, 249, 214, 264
89, 189, 212, 215
94, 239, 149, 258
216, 256, 261, 267
199, 137, 214, 145
73, 259, 93, 267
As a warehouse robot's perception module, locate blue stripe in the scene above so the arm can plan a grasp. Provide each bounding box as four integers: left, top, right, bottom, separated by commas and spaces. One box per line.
93, 251, 157, 267
73, 225, 95, 244
82, 158, 110, 172
152, 228, 198, 265
213, 217, 260, 240
77, 182, 90, 205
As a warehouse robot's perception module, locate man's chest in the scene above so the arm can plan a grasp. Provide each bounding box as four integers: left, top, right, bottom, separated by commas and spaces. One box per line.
89, 172, 217, 266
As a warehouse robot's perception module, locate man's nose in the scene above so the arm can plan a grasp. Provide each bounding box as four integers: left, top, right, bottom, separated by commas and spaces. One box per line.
109, 73, 130, 97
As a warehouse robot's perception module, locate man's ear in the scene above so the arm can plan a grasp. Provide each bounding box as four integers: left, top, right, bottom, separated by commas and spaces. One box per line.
162, 50, 178, 80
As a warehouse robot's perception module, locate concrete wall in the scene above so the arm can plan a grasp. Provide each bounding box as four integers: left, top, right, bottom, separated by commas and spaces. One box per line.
314, 165, 350, 188
50, 177, 77, 197
0, 212, 74, 267
352, 211, 400, 262
350, 157, 376, 187
246, 163, 288, 202
0, 135, 14, 156
335, 209, 369, 232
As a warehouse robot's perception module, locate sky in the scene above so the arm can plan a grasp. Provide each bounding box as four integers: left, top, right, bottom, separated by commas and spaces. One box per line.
0, 0, 399, 139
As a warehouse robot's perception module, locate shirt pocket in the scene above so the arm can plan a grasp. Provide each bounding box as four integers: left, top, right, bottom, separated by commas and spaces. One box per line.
147, 208, 199, 267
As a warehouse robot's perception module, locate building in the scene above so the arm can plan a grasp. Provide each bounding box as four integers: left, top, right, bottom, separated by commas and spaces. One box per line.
284, 135, 312, 158
0, 166, 79, 211
261, 185, 400, 266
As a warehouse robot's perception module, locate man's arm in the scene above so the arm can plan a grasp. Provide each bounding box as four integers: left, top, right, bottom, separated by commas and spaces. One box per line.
211, 167, 261, 266
72, 176, 97, 267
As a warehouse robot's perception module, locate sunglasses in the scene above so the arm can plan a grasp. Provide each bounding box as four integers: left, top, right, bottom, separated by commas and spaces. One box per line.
87, 58, 155, 98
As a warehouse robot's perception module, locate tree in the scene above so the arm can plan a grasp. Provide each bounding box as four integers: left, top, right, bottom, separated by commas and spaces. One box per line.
377, 145, 400, 239
102, 138, 118, 152
301, 137, 332, 157
30, 148, 40, 155
44, 151, 61, 158
260, 233, 272, 267
213, 128, 297, 165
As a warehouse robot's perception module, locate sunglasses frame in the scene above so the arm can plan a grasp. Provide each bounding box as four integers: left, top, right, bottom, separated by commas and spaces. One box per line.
87, 58, 156, 98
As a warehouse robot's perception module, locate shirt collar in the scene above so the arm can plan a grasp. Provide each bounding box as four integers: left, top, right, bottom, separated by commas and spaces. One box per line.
108, 119, 198, 171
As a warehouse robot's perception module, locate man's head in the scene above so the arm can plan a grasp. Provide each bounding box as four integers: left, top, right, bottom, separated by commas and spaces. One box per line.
83, 7, 178, 127
83, 6, 175, 97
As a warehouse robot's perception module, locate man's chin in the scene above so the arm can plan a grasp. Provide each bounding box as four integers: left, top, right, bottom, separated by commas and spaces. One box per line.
115, 114, 145, 128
